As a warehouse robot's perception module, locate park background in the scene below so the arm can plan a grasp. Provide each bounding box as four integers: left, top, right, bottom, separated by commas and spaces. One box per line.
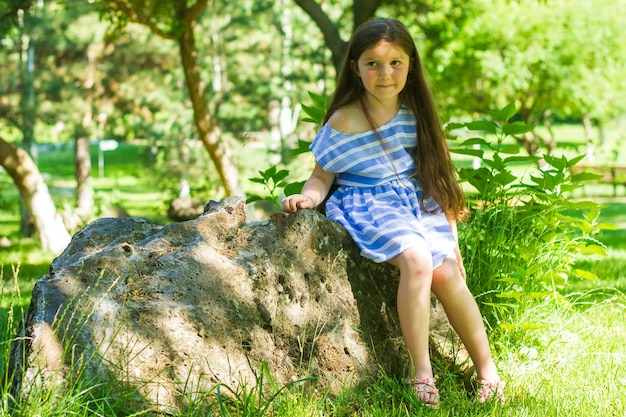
1, 0, 625, 416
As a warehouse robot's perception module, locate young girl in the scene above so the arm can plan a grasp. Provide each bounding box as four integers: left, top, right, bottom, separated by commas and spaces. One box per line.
281, 18, 504, 406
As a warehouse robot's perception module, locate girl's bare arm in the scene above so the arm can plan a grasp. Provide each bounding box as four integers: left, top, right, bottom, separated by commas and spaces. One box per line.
281, 162, 335, 212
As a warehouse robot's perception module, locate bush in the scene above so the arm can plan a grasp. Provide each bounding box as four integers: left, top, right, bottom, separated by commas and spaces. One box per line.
449, 104, 615, 332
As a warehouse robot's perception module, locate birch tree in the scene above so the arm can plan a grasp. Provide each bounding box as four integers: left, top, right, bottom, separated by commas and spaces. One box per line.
0, 136, 71, 254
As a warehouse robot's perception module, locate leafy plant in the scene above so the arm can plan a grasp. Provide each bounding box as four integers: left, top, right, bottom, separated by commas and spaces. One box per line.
300, 91, 328, 127
448, 104, 617, 332
246, 166, 296, 209
246, 92, 329, 209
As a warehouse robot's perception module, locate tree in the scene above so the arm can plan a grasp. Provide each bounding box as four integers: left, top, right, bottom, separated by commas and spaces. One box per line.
293, 0, 381, 76
423, 0, 626, 155
95, 0, 243, 196
0, 136, 71, 254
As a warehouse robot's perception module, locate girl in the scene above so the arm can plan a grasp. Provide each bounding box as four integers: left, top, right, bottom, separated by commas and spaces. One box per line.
281, 18, 504, 406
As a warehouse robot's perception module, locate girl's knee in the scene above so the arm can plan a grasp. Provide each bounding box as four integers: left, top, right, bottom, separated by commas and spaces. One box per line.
391, 246, 432, 270
432, 258, 465, 292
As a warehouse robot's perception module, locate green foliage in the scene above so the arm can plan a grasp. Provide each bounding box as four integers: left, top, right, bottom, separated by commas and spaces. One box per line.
449, 104, 615, 332
427, 0, 626, 123
246, 165, 291, 208
300, 91, 328, 127
246, 91, 329, 210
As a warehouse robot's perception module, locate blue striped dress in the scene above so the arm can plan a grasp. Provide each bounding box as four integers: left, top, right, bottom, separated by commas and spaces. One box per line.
310, 106, 456, 267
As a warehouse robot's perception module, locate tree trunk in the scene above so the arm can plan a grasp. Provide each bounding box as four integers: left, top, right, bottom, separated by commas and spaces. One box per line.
20, 22, 37, 161
0, 136, 71, 254
582, 114, 596, 162
19, 16, 37, 238
177, 24, 242, 197
75, 134, 93, 217
293, 0, 347, 74
352, 0, 382, 31
294, 0, 380, 75
95, 0, 241, 197
75, 43, 98, 218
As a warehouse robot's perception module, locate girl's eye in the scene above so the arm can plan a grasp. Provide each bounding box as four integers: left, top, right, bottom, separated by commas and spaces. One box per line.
391, 60, 402, 66
366, 61, 378, 67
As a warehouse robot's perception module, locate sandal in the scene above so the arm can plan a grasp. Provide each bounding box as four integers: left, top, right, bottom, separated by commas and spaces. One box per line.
405, 377, 439, 407
476, 379, 505, 404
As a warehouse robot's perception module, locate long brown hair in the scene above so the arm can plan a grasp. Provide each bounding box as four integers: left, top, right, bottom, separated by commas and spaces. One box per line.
324, 18, 466, 220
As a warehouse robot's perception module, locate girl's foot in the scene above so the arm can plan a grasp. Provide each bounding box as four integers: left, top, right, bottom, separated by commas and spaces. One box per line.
476, 379, 505, 403
406, 377, 439, 407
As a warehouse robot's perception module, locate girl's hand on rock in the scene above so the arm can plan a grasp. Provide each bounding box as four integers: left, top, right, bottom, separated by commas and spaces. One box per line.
281, 195, 314, 212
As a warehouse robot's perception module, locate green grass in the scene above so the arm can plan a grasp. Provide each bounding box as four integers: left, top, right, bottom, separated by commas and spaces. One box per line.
1, 126, 626, 416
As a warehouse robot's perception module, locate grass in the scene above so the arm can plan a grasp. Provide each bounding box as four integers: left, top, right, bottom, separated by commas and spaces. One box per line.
1, 128, 626, 416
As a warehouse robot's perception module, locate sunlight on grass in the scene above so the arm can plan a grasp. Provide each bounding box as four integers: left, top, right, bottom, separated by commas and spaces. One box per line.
500, 299, 626, 416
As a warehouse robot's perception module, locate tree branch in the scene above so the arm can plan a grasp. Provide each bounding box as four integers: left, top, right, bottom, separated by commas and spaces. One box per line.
293, 0, 347, 73
183, 0, 209, 26
352, 0, 381, 29
102, 0, 174, 39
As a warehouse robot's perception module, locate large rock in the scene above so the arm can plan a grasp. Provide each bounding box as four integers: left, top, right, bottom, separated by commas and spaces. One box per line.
9, 197, 468, 410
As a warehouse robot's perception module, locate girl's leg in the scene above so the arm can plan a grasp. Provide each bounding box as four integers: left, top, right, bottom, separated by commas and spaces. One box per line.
388, 246, 438, 404
431, 258, 500, 383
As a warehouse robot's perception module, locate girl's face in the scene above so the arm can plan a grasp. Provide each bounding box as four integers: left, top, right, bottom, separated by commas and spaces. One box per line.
352, 40, 410, 106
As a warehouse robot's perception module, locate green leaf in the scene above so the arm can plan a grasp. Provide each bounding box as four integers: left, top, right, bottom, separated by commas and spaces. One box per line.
560, 183, 583, 193
504, 155, 541, 164
494, 171, 517, 186
567, 154, 586, 167
571, 172, 603, 182
301, 91, 329, 126
446, 122, 466, 130
301, 103, 325, 126
483, 154, 505, 170
249, 177, 266, 184
543, 154, 567, 170
262, 166, 277, 178
460, 137, 490, 147
502, 121, 535, 136
574, 269, 598, 281
496, 291, 522, 300
464, 120, 499, 134
526, 262, 544, 276
488, 103, 517, 123
520, 323, 548, 330
284, 181, 305, 196
450, 148, 484, 157
308, 91, 328, 109
577, 244, 608, 256
273, 169, 290, 183
583, 208, 601, 222
495, 144, 521, 154
566, 200, 602, 210
496, 322, 517, 332
291, 139, 312, 156
597, 222, 620, 231
263, 196, 277, 204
